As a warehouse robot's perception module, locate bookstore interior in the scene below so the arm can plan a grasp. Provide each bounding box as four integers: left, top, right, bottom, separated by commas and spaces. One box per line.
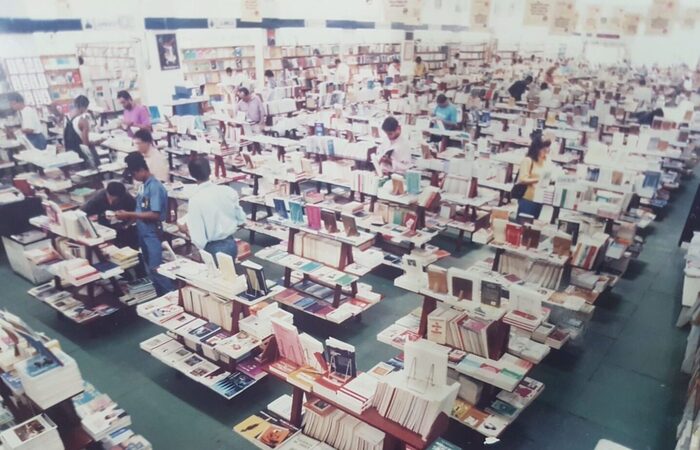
0, 0, 699, 449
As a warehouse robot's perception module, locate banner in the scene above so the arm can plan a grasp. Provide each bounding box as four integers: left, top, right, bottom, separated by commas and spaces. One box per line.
470, 0, 491, 30
385, 0, 423, 25
549, 0, 576, 36
523, 0, 550, 27
241, 0, 262, 22
621, 13, 641, 36
680, 7, 700, 29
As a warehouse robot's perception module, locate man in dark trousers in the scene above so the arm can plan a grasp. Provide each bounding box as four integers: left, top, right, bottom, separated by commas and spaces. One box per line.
508, 75, 533, 101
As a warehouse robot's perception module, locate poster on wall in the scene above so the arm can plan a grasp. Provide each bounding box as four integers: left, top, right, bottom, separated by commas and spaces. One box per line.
549, 0, 576, 36
679, 7, 700, 29
384, 0, 423, 25
156, 34, 180, 71
470, 0, 491, 30
621, 13, 641, 36
582, 5, 600, 34
523, 0, 550, 27
241, 0, 262, 23
646, 0, 678, 35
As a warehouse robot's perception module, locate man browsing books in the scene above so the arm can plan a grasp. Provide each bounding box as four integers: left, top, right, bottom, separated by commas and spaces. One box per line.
133, 129, 169, 182
178, 156, 247, 262
82, 181, 137, 249
115, 152, 174, 296
117, 90, 151, 137
234, 87, 266, 134
8, 92, 47, 150
377, 116, 413, 175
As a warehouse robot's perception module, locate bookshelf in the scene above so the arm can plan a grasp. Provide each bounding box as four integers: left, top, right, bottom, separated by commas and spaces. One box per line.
41, 54, 83, 111
76, 42, 140, 112
264, 44, 340, 80
449, 41, 489, 66
415, 44, 449, 71
2, 57, 51, 107
181, 45, 256, 93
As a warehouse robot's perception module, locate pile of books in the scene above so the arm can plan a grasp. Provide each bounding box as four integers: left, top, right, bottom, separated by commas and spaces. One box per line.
0, 414, 63, 450
181, 286, 234, 331
454, 353, 532, 392
15, 349, 83, 409
427, 305, 509, 360
303, 403, 385, 450
28, 283, 115, 323
118, 278, 157, 306
233, 408, 300, 450
451, 377, 545, 437
103, 245, 140, 269
274, 283, 377, 323
74, 383, 133, 441
48, 258, 100, 286
257, 246, 357, 287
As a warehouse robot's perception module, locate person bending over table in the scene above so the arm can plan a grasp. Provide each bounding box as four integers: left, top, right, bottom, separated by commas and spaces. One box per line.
117, 90, 151, 137
82, 181, 137, 249
378, 116, 413, 175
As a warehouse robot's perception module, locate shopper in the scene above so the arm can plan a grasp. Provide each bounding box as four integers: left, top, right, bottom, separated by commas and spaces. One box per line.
178, 156, 246, 261
432, 94, 459, 128
235, 87, 267, 134
516, 132, 551, 219
334, 58, 351, 88
508, 75, 533, 101
538, 82, 555, 107
82, 181, 137, 248
133, 129, 169, 183
115, 152, 174, 296
8, 92, 46, 150
414, 56, 427, 78
387, 58, 401, 81
63, 95, 99, 167
378, 116, 412, 175
117, 90, 151, 137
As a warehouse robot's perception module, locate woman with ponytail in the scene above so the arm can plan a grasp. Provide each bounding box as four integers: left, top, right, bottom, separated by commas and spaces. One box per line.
516, 131, 551, 218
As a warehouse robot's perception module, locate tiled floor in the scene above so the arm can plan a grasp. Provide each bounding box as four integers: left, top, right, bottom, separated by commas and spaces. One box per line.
0, 172, 695, 450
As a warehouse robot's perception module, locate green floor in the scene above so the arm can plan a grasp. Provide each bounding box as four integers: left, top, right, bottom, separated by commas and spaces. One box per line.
0, 172, 695, 450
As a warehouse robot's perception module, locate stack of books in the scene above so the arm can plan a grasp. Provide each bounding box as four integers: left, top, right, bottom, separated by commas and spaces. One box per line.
181, 286, 234, 331
48, 259, 100, 286
454, 353, 532, 392
73, 382, 138, 443
103, 246, 140, 269
81, 404, 131, 441
233, 409, 300, 449
427, 306, 509, 360
118, 278, 157, 306
303, 403, 385, 450
15, 349, 83, 409
0, 415, 63, 450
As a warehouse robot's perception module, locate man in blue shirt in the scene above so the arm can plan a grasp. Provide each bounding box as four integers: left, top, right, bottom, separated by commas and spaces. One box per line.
115, 152, 174, 296
431, 94, 460, 151
178, 156, 246, 262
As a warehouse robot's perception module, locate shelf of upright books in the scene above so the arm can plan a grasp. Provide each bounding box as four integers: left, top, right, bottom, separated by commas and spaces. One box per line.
181, 45, 256, 89
0, 310, 150, 450
235, 315, 454, 450
135, 252, 284, 398
25, 201, 151, 325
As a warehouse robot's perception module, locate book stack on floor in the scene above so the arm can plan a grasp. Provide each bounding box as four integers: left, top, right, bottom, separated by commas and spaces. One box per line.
371, 340, 459, 439
0, 414, 63, 450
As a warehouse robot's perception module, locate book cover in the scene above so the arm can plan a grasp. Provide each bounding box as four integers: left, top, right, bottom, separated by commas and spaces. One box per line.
306, 205, 322, 230
505, 223, 522, 247
480, 280, 501, 308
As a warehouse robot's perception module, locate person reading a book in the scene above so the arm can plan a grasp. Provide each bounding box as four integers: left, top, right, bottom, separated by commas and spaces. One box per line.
8, 92, 47, 150
115, 152, 174, 296
378, 116, 413, 175
414, 56, 427, 78
63, 95, 100, 168
82, 182, 137, 249
516, 132, 551, 219
117, 90, 151, 137
508, 75, 533, 102
234, 87, 267, 134
431, 94, 459, 151
177, 156, 246, 262
133, 129, 169, 183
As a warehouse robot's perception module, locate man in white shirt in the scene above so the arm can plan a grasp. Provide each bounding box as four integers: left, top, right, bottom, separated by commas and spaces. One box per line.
378, 116, 413, 175
633, 79, 653, 107
133, 129, 169, 183
538, 82, 556, 107
9, 92, 46, 150
179, 156, 246, 260
334, 58, 351, 88
387, 58, 401, 81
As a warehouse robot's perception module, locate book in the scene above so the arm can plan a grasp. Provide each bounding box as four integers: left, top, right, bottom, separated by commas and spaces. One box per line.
505, 222, 522, 247
341, 215, 359, 237
273, 198, 288, 219
325, 337, 356, 381
427, 266, 448, 294
480, 280, 501, 308
321, 210, 338, 233
306, 205, 322, 230
240, 260, 269, 299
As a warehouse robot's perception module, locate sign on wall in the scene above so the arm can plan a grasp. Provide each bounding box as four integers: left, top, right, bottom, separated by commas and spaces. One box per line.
621, 13, 641, 36
156, 33, 180, 71
470, 0, 491, 30
242, 0, 263, 22
523, 0, 550, 27
549, 0, 576, 36
646, 0, 678, 35
679, 7, 700, 30
582, 5, 600, 34
384, 0, 423, 25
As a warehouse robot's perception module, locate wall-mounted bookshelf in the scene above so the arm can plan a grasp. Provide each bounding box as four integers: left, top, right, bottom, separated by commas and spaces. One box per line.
450, 42, 489, 66
77, 42, 140, 112
182, 45, 256, 87
264, 44, 340, 80
415, 44, 449, 70
3, 57, 51, 107
41, 54, 83, 111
